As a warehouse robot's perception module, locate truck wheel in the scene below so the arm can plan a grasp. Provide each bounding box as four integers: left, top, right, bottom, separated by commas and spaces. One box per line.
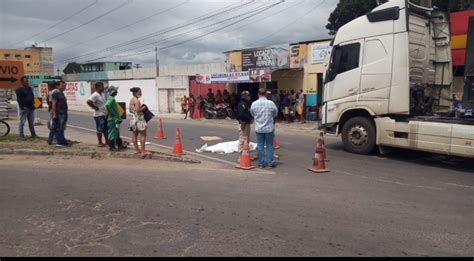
341, 117, 376, 155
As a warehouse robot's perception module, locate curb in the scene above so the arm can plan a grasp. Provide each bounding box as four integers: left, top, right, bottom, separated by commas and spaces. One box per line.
0, 148, 201, 164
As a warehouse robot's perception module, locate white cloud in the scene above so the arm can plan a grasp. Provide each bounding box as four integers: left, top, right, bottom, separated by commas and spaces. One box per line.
0, 0, 337, 72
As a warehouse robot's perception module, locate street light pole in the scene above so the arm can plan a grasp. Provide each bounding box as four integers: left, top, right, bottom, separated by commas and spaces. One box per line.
155, 47, 159, 77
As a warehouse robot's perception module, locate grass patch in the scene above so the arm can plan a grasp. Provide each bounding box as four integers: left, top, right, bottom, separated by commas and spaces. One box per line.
0, 134, 24, 142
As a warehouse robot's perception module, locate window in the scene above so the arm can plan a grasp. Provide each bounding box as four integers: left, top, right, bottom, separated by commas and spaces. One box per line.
27, 63, 30, 67
367, 7, 400, 23
25, 55, 31, 58
4, 54, 10, 58
15, 54, 21, 58
326, 43, 361, 82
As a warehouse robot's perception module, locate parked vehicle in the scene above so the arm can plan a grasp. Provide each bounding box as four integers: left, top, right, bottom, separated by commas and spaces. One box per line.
204, 102, 234, 119
322, 0, 474, 158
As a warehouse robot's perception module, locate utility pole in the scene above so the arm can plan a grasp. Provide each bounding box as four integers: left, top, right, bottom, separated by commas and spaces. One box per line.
155, 47, 159, 77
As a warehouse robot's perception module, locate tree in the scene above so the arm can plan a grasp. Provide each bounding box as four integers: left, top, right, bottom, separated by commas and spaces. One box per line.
326, 0, 474, 36
63, 62, 82, 74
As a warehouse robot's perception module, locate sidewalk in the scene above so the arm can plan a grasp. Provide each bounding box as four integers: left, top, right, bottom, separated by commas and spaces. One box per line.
1, 118, 201, 164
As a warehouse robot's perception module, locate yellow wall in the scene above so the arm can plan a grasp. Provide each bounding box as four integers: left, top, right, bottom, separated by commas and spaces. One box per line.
0, 47, 53, 75
303, 40, 331, 94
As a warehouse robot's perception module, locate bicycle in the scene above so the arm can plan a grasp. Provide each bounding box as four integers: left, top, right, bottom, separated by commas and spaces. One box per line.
0, 119, 10, 137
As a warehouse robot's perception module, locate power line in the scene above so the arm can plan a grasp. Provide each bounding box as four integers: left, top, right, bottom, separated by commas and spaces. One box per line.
55, 0, 189, 54
248, 0, 326, 47
11, 0, 99, 46
102, 1, 285, 60
54, 1, 258, 65
104, 2, 271, 58
40, 0, 133, 44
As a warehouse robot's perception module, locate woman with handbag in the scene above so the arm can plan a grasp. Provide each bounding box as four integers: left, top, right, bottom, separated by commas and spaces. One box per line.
129, 87, 150, 157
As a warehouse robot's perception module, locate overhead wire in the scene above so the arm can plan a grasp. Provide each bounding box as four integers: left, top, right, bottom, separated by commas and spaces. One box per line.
55, 0, 189, 54
101, 0, 285, 61
11, 0, 99, 46
54, 0, 259, 65
248, 0, 326, 47
40, 0, 133, 44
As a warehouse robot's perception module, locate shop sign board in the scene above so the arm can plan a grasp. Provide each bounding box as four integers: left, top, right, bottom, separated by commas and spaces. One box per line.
242, 45, 289, 71
0, 60, 24, 89
206, 70, 271, 84
311, 42, 332, 64
290, 44, 308, 69
65, 82, 78, 101
211, 71, 250, 83
226, 51, 242, 72
196, 74, 211, 84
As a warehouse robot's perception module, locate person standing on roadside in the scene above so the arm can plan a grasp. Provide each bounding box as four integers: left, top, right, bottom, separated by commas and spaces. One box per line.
206, 88, 215, 106
15, 76, 37, 138
87, 82, 108, 147
105, 86, 126, 152
236, 91, 253, 162
129, 87, 150, 157
51, 81, 70, 147
185, 93, 196, 120
47, 81, 59, 145
250, 88, 278, 169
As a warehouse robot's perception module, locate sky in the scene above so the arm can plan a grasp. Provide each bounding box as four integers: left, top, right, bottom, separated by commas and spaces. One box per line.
0, 0, 337, 72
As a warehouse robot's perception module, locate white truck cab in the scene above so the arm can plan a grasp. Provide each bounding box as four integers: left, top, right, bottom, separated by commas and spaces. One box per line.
322, 0, 474, 158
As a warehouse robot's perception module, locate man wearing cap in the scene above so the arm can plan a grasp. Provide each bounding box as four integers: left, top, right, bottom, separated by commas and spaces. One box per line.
236, 91, 253, 161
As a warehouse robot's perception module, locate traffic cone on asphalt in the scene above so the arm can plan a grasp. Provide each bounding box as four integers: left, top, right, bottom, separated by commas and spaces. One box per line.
172, 128, 186, 156
273, 133, 280, 150
236, 135, 256, 170
320, 132, 329, 162
154, 118, 166, 139
308, 135, 330, 173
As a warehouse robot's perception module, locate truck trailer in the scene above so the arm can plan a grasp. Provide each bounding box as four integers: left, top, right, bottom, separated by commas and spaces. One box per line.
322, 0, 474, 158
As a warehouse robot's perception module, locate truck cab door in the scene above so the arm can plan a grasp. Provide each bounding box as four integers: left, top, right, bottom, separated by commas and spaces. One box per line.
325, 42, 363, 104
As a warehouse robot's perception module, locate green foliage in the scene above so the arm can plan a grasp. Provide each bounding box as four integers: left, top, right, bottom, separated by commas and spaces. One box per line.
326, 0, 474, 36
63, 63, 82, 74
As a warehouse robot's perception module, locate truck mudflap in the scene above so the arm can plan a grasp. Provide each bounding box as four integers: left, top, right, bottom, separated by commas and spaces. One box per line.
374, 117, 474, 158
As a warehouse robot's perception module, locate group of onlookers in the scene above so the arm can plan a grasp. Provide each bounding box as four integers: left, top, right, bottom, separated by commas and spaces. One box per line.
268, 89, 306, 124
16, 79, 152, 158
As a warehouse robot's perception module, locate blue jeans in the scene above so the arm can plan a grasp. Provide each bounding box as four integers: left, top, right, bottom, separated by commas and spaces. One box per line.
256, 131, 275, 167
55, 113, 68, 145
48, 112, 56, 144
19, 108, 36, 136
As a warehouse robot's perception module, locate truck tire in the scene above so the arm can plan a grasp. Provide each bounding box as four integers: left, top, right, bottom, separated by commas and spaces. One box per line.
341, 117, 376, 155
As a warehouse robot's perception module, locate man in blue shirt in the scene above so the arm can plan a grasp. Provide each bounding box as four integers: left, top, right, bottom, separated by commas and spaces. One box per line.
250, 88, 278, 169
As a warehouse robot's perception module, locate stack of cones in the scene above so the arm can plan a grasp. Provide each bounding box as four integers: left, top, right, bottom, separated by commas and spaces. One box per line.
308, 132, 330, 173
236, 135, 255, 170
172, 128, 186, 156
154, 118, 166, 139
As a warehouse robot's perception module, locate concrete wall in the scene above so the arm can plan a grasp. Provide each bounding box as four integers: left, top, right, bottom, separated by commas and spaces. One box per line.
109, 79, 158, 114
156, 76, 189, 113
159, 63, 226, 76
272, 69, 304, 92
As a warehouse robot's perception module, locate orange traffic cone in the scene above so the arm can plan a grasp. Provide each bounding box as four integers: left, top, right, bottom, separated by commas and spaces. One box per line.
273, 133, 280, 150
320, 132, 329, 162
308, 135, 330, 173
172, 128, 186, 156
236, 135, 256, 170
154, 118, 166, 139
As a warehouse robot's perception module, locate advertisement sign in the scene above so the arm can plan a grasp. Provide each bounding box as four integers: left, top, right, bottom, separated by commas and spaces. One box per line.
65, 82, 78, 101
290, 44, 308, 69
249, 68, 271, 82
226, 52, 242, 72
311, 42, 332, 64
196, 74, 211, 84
211, 71, 250, 83
242, 45, 290, 71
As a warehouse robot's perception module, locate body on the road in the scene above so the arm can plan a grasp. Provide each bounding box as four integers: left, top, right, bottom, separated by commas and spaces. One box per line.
250, 88, 278, 169
129, 87, 150, 157
15, 76, 37, 138
87, 82, 108, 147
51, 81, 69, 147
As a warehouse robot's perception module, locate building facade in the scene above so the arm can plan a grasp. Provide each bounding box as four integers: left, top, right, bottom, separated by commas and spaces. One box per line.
0, 46, 54, 76
80, 62, 132, 72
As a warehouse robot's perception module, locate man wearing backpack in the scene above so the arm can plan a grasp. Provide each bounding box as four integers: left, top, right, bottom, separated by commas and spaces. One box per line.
236, 91, 253, 162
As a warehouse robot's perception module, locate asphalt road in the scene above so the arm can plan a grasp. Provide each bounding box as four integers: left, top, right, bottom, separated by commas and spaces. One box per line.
1, 108, 472, 256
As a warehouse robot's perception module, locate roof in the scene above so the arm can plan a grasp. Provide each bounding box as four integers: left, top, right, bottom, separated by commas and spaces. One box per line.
223, 38, 334, 53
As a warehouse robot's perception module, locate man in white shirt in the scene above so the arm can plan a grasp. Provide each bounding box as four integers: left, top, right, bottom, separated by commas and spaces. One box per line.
250, 88, 278, 169
87, 82, 108, 147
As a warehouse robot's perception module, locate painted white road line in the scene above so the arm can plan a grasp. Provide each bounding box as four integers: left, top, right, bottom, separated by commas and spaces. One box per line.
66, 123, 275, 175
